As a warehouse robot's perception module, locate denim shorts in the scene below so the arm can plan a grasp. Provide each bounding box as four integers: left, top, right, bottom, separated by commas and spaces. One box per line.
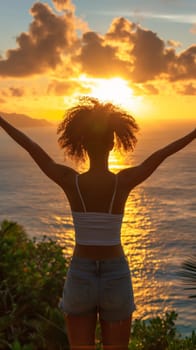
60, 255, 136, 321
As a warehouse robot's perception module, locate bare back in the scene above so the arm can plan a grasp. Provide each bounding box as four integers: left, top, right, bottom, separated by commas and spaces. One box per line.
61, 170, 132, 215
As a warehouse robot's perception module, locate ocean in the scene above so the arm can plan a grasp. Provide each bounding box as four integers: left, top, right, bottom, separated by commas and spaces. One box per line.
0, 123, 195, 335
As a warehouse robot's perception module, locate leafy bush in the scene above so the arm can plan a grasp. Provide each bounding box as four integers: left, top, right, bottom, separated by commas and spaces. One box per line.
0, 220, 69, 350
129, 310, 196, 350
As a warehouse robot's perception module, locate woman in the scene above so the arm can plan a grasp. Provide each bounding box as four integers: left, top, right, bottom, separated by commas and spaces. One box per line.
0, 97, 195, 350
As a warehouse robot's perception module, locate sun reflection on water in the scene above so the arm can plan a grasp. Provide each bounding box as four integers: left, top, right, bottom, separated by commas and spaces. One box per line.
109, 149, 133, 172
107, 152, 172, 319
53, 215, 75, 257
122, 188, 172, 320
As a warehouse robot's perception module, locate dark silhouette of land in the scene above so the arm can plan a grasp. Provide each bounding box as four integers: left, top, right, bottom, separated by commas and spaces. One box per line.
0, 112, 53, 128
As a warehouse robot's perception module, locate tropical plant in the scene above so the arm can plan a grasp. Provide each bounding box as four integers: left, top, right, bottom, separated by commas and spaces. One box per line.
180, 256, 196, 298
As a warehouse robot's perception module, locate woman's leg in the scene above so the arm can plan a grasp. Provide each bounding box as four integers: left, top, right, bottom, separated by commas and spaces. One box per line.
65, 312, 97, 350
100, 314, 132, 350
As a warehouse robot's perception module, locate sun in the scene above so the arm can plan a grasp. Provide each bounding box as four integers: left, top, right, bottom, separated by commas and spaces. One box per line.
78, 75, 142, 113
63, 75, 143, 116
90, 77, 132, 102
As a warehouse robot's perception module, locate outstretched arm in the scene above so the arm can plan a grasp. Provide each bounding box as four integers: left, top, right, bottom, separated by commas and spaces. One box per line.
120, 128, 196, 189
0, 115, 74, 186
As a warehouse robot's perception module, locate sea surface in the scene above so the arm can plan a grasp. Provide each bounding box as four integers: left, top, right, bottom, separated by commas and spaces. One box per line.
0, 123, 195, 335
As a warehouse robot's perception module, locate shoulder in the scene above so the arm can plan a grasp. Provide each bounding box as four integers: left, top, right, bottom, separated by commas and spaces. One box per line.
118, 165, 145, 190
49, 162, 78, 189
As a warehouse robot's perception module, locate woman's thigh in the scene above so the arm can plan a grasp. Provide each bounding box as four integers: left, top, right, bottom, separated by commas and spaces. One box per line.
100, 315, 132, 350
65, 312, 97, 348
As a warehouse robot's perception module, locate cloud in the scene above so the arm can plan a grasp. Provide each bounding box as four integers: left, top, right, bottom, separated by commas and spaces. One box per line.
169, 45, 196, 81
0, 97, 6, 103
9, 87, 24, 97
179, 83, 196, 95
81, 8, 196, 25
132, 11, 196, 25
0, 9, 195, 88
167, 39, 182, 48
0, 2, 77, 77
0, 86, 26, 99
190, 23, 196, 34
47, 79, 90, 95
146, 13, 196, 24
143, 83, 159, 95
106, 17, 136, 41
75, 30, 130, 78
51, 0, 89, 33
130, 26, 171, 82
76, 17, 196, 83
74, 18, 175, 83
52, 0, 75, 12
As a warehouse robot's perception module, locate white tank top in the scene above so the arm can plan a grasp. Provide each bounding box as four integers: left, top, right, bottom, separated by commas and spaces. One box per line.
72, 174, 123, 246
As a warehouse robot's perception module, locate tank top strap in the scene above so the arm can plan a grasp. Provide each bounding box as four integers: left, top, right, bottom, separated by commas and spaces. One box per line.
76, 173, 118, 214
76, 174, 87, 212
108, 174, 118, 214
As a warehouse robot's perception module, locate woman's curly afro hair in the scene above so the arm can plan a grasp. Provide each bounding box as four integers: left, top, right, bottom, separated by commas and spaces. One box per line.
57, 97, 139, 162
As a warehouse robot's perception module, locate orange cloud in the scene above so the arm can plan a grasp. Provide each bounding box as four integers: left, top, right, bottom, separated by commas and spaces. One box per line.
190, 23, 196, 34
169, 46, 196, 81
106, 17, 136, 42
47, 79, 90, 95
130, 26, 171, 82
0, 86, 26, 100
0, 97, 6, 103
75, 31, 130, 78
143, 84, 159, 95
52, 0, 75, 12
167, 39, 182, 48
76, 17, 196, 83
179, 82, 196, 95
0, 9, 195, 89
9, 87, 25, 97
0, 2, 77, 77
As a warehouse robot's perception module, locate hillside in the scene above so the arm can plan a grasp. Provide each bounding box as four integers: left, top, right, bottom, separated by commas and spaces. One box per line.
0, 112, 53, 127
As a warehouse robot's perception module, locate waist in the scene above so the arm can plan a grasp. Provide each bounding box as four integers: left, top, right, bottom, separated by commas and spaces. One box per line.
73, 243, 124, 260
69, 254, 129, 276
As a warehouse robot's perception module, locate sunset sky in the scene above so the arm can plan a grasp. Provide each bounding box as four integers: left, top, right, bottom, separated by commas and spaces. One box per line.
0, 0, 195, 123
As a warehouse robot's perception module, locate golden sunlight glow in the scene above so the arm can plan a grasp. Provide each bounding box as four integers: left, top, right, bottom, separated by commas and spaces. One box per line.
109, 150, 134, 172
76, 75, 142, 114
109, 151, 124, 172
90, 77, 133, 104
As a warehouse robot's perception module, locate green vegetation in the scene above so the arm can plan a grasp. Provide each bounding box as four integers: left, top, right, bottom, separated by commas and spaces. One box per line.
0, 220, 69, 350
0, 220, 195, 350
129, 311, 196, 350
